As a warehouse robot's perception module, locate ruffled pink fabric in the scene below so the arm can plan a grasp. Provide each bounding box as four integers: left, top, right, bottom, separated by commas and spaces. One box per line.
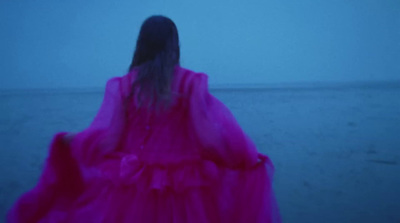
7, 66, 280, 223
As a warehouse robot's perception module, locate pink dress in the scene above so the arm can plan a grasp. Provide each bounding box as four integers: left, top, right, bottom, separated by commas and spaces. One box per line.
7, 66, 281, 223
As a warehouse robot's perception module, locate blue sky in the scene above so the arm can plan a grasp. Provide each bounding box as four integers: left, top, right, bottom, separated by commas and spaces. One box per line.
1, 0, 399, 89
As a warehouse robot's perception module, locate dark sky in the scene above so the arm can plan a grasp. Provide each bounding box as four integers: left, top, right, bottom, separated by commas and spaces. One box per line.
1, 0, 399, 89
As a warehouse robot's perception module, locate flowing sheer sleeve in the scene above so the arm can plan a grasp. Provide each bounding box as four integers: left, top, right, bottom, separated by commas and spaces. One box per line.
89, 77, 125, 129
70, 76, 126, 164
189, 73, 259, 168
6, 77, 128, 222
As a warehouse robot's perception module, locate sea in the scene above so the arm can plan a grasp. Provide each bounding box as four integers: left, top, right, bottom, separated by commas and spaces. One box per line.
1, 81, 400, 222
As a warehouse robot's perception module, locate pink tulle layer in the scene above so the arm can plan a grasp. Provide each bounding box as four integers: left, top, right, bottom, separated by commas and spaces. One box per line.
7, 66, 280, 223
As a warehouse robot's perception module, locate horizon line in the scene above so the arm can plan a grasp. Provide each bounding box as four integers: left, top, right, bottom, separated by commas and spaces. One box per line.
1, 80, 400, 96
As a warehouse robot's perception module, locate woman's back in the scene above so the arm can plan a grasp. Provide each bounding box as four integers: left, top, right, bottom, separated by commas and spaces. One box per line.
120, 66, 205, 162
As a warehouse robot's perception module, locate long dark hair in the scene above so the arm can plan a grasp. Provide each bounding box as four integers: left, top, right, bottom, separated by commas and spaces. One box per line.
127, 15, 180, 112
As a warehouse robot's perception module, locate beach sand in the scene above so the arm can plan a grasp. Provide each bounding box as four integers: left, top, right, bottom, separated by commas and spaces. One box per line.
1, 84, 399, 222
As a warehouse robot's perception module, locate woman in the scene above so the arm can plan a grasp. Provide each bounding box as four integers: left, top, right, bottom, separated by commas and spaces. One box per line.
7, 15, 280, 223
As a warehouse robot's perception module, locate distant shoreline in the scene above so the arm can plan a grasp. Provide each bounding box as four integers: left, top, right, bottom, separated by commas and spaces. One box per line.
1, 80, 400, 96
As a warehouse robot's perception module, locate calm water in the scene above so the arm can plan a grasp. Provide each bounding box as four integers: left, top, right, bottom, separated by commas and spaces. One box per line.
1, 84, 400, 222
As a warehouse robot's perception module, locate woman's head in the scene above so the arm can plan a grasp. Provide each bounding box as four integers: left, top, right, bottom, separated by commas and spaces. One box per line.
128, 15, 180, 112
130, 15, 180, 69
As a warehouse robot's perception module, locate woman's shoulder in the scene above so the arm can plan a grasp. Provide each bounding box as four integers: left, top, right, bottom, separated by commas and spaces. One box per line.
103, 73, 133, 98
176, 66, 209, 86
108, 66, 209, 94
174, 66, 209, 93
177, 66, 208, 79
